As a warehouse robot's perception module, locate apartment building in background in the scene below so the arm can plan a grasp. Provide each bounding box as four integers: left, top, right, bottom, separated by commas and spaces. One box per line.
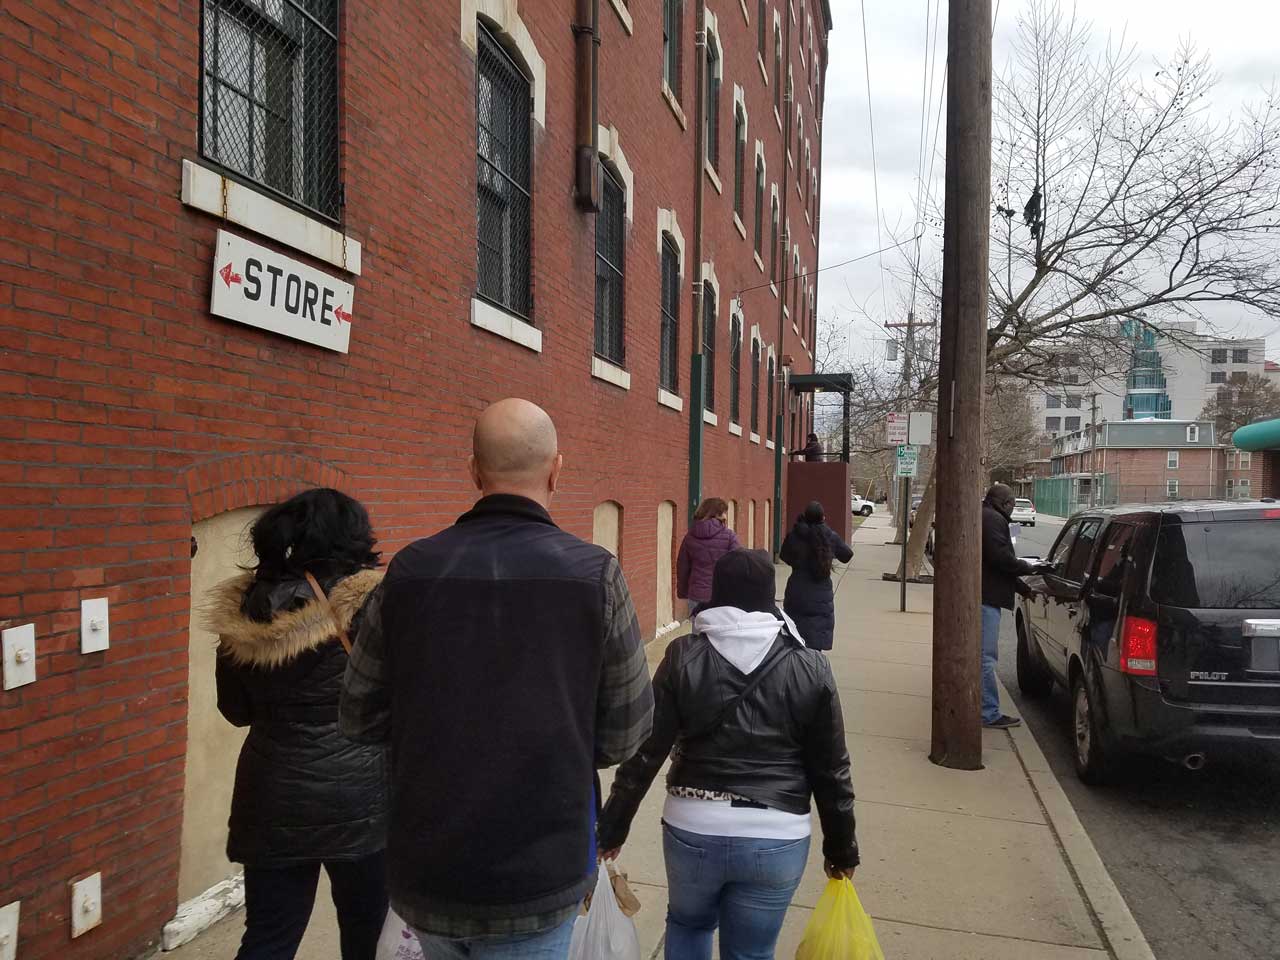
1029, 325, 1270, 439
0, 1, 832, 956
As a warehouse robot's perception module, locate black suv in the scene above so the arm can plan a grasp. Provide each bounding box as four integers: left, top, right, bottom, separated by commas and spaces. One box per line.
1015, 501, 1280, 783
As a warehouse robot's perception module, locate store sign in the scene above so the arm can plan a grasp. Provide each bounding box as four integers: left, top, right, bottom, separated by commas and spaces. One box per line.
210, 230, 354, 353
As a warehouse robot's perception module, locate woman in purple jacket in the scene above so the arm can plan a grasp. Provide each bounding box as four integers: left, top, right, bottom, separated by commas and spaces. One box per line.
676, 497, 741, 616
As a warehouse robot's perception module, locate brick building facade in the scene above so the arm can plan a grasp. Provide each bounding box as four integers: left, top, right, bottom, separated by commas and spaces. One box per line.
0, 0, 832, 956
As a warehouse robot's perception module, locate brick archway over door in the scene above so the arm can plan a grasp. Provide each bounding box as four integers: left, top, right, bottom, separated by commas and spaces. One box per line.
184, 453, 355, 523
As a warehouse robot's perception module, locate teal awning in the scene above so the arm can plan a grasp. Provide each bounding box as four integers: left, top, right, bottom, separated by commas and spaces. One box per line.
1234, 418, 1280, 452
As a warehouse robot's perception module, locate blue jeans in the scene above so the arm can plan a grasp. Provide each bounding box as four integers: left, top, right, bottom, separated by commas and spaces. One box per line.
981, 604, 1003, 723
662, 823, 810, 960
412, 914, 574, 960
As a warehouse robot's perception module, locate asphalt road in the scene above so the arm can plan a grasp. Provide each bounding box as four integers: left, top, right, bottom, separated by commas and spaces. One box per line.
996, 519, 1280, 960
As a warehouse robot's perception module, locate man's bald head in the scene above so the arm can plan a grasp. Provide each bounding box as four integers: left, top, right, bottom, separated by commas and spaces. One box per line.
470, 399, 562, 504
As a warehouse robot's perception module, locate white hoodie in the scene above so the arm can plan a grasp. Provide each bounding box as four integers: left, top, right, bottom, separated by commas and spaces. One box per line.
663, 607, 812, 841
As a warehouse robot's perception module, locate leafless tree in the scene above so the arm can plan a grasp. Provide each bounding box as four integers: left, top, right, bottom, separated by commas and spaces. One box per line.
1199, 373, 1280, 439
901, 0, 1280, 576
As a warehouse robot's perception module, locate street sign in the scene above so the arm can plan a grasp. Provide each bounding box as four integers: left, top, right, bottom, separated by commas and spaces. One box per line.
886, 413, 909, 444
909, 411, 933, 446
210, 230, 355, 353
895, 444, 919, 477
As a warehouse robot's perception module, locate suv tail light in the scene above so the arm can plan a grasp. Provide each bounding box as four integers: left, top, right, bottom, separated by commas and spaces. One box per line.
1120, 616, 1158, 676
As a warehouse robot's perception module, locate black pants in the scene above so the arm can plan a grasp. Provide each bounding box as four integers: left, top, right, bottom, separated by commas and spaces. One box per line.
237, 851, 388, 960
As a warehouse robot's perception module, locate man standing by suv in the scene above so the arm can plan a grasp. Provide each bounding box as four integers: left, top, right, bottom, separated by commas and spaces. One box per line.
341, 398, 654, 959
981, 483, 1040, 729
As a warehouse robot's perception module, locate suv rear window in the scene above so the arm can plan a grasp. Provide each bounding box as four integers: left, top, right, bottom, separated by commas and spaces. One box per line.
1151, 519, 1280, 609
1015, 499, 1033, 507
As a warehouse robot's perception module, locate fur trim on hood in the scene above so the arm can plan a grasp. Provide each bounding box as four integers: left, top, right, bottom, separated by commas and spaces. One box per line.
205, 568, 383, 668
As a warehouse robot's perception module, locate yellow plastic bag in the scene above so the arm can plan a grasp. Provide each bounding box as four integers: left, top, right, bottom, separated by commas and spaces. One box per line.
795, 878, 885, 960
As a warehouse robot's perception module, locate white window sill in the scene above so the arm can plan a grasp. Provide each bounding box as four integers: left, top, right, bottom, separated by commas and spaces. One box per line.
739, 0, 750, 23
606, 0, 634, 34
704, 410, 719, 426
592, 356, 632, 390
758, 53, 769, 84
783, 306, 790, 320
774, 107, 783, 131
792, 321, 799, 336
770, 282, 779, 299
766, 439, 776, 450
705, 161, 723, 195
662, 83, 689, 130
181, 160, 362, 274
754, 251, 766, 273
787, 150, 794, 169
658, 388, 684, 411
471, 298, 542, 352
729, 422, 743, 437
750, 432, 761, 444
733, 213, 747, 240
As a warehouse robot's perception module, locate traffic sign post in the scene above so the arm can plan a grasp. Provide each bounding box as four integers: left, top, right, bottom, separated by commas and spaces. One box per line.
894, 444, 920, 611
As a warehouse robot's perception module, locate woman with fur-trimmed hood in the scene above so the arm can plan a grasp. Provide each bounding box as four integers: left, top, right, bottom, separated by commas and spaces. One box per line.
204, 488, 387, 960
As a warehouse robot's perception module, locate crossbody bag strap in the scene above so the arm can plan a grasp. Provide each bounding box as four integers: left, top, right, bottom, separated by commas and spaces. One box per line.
304, 571, 353, 655
682, 637, 792, 742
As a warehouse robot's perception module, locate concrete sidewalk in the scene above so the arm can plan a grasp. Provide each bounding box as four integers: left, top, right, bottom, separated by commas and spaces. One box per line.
171, 513, 1149, 959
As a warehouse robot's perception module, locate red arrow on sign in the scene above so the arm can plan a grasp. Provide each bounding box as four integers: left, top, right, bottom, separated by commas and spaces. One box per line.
334, 305, 352, 324
219, 263, 243, 288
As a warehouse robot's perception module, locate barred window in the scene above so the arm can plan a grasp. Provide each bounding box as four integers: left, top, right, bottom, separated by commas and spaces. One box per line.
703, 282, 717, 412
753, 157, 765, 255
663, 0, 681, 96
750, 339, 761, 433
660, 236, 680, 393
733, 106, 746, 219
201, 0, 340, 221
594, 165, 626, 364
729, 314, 742, 424
766, 355, 775, 438
705, 35, 721, 170
476, 22, 533, 320
773, 26, 782, 114
1233, 348, 1250, 364
792, 253, 800, 317
769, 197, 779, 283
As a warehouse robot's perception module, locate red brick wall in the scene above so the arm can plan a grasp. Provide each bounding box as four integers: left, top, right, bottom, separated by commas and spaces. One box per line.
1101, 448, 1223, 501
0, 1, 827, 956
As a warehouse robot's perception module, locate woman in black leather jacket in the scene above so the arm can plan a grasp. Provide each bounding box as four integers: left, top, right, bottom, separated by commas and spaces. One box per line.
598, 549, 857, 960
206, 489, 388, 960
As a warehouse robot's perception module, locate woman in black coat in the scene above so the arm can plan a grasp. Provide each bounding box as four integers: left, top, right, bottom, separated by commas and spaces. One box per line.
780, 501, 854, 651
205, 489, 388, 960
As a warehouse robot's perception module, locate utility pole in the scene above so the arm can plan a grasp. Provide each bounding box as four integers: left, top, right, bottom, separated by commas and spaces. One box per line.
1089, 392, 1099, 506
930, 0, 992, 771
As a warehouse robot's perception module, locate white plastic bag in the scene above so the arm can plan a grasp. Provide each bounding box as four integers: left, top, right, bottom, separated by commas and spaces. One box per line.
567, 867, 641, 960
375, 908, 424, 960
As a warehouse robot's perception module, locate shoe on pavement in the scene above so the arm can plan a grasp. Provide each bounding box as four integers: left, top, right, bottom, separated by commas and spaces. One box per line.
983, 714, 1023, 729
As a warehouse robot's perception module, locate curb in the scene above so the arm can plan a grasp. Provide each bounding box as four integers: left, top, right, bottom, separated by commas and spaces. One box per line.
1000, 680, 1157, 960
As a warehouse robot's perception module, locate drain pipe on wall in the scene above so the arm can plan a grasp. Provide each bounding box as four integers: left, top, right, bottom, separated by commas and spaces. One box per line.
573, 0, 600, 211
772, 3, 795, 556
687, 0, 709, 524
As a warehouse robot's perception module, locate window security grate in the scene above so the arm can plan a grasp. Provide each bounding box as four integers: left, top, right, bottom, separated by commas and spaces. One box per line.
594, 167, 626, 364
201, 0, 341, 221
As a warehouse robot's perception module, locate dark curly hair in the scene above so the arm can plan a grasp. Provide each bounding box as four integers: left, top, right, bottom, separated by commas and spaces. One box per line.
242, 488, 380, 622
798, 500, 833, 579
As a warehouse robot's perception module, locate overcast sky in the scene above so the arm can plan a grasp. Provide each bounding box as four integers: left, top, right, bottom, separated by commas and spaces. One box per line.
817, 0, 1279, 361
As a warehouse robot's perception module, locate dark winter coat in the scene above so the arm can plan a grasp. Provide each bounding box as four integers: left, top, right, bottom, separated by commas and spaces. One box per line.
780, 521, 854, 650
598, 609, 858, 870
676, 518, 742, 602
208, 569, 387, 867
982, 501, 1035, 610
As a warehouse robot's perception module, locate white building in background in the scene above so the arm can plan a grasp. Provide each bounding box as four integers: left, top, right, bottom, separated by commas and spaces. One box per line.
1028, 326, 1268, 439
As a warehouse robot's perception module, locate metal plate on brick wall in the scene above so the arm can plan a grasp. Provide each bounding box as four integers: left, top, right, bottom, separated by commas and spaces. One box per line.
210, 230, 353, 353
